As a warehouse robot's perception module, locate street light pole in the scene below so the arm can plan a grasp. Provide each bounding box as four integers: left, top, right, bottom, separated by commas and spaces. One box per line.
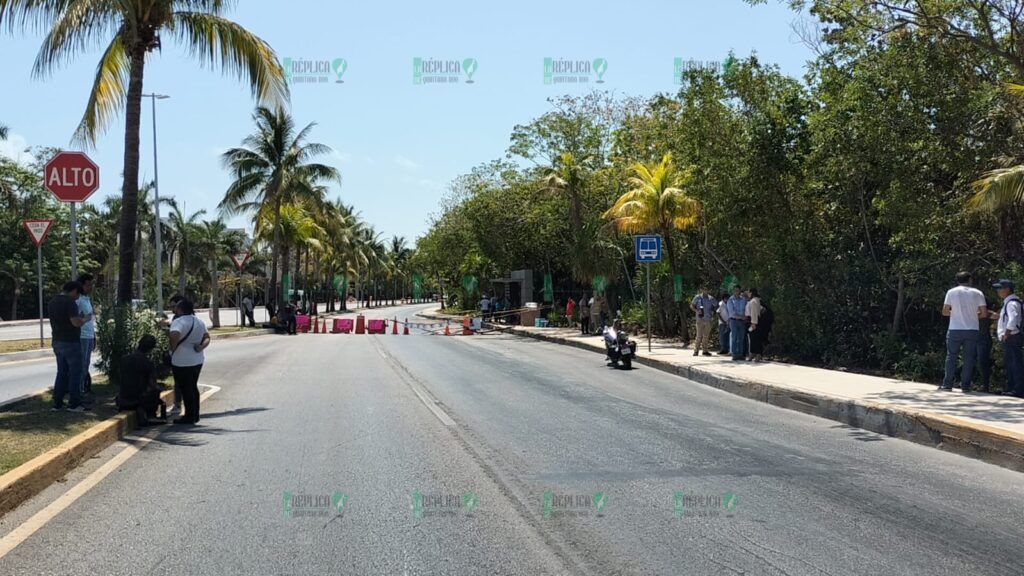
143, 93, 169, 313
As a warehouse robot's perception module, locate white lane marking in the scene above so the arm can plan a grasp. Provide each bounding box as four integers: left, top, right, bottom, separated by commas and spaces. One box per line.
0, 384, 220, 559
371, 338, 455, 427
406, 380, 457, 427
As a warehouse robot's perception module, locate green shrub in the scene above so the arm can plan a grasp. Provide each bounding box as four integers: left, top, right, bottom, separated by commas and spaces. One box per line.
96, 305, 171, 385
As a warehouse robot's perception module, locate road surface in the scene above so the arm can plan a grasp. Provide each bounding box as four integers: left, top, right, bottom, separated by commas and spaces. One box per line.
0, 303, 1022, 575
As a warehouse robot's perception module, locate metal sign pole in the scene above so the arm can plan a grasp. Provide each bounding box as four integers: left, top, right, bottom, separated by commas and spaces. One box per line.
37, 244, 44, 347
646, 262, 652, 352
69, 202, 78, 279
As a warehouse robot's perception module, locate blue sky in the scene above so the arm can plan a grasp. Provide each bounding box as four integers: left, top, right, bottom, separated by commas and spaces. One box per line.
0, 0, 813, 243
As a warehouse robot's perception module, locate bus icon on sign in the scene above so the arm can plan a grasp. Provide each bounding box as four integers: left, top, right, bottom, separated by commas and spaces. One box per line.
635, 235, 662, 262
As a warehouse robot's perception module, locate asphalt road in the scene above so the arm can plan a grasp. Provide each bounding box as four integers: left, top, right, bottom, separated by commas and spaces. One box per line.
1, 303, 1022, 575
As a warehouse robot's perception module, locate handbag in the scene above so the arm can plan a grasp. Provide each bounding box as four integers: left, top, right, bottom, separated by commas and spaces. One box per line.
163, 317, 197, 367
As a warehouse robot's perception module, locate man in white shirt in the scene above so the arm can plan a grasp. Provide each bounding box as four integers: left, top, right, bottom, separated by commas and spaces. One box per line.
717, 293, 731, 355
478, 294, 491, 321
994, 279, 1024, 397
940, 272, 987, 391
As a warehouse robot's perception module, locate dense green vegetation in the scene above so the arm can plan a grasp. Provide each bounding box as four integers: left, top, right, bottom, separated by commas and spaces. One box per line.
412, 1, 1024, 384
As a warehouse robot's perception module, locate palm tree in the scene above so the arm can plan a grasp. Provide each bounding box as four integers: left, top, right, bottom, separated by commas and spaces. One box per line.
165, 201, 206, 295
540, 152, 590, 244
389, 235, 411, 303
220, 106, 339, 308
603, 153, 700, 338
194, 218, 244, 328
0, 0, 288, 304
0, 123, 7, 140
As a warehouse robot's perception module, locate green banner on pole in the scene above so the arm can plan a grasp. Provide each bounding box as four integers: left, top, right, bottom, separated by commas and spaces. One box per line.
413, 273, 423, 300
462, 275, 478, 295
333, 275, 346, 297
282, 274, 292, 298
592, 275, 608, 296
543, 274, 553, 303
721, 275, 738, 292
674, 274, 684, 303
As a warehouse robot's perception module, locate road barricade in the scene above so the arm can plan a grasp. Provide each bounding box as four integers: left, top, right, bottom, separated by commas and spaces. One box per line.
333, 318, 354, 333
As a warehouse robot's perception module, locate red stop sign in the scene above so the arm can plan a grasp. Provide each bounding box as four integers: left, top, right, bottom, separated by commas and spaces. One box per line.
44, 151, 100, 203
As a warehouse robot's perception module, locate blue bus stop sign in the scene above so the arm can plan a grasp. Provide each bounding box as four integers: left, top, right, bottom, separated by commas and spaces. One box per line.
634, 235, 662, 263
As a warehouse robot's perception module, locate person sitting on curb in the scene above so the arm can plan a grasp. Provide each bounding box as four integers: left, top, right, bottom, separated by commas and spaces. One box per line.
116, 335, 167, 426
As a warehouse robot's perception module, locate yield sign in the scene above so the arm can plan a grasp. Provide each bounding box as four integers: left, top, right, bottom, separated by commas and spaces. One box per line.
23, 219, 54, 247
229, 252, 250, 270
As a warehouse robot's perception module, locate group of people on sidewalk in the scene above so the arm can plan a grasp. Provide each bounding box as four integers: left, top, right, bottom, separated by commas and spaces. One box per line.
942, 272, 1023, 396
694, 285, 773, 362
48, 277, 209, 425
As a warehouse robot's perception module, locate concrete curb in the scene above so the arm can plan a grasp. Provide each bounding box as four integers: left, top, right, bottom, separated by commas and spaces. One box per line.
0, 389, 175, 519
0, 349, 50, 365
448, 315, 1024, 473
0, 328, 273, 366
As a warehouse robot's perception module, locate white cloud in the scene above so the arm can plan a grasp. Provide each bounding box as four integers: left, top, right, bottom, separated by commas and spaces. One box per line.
394, 154, 422, 170
331, 150, 353, 164
0, 132, 35, 164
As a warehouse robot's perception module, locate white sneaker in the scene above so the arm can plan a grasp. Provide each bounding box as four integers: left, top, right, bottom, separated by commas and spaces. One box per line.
169, 404, 182, 415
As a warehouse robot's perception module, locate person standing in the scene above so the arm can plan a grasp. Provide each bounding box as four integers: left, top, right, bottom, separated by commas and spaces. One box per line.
49, 281, 90, 411
579, 294, 591, 335
169, 297, 210, 424
940, 272, 987, 392
479, 293, 491, 321
77, 273, 96, 396
690, 286, 717, 357
745, 288, 765, 362
717, 292, 731, 355
994, 280, 1023, 397
973, 278, 995, 393
241, 295, 256, 327
726, 286, 748, 361
565, 297, 576, 328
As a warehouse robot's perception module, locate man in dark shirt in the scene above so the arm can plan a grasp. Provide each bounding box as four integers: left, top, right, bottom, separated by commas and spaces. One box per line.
117, 335, 166, 425
49, 281, 89, 411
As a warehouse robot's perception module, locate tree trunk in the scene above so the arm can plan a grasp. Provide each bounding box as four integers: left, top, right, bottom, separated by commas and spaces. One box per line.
269, 196, 282, 308
891, 275, 905, 335
116, 46, 147, 304
178, 247, 187, 295
11, 276, 19, 321
209, 259, 220, 328
662, 231, 689, 342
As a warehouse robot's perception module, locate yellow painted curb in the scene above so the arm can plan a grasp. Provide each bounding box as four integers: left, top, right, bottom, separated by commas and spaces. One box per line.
0, 389, 174, 519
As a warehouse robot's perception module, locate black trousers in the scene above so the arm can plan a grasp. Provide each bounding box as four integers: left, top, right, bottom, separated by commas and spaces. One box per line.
172, 364, 203, 421
245, 310, 256, 326
580, 315, 591, 335
749, 326, 767, 355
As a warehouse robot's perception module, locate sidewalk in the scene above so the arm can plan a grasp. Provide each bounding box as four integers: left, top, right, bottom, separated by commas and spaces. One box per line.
423, 310, 1024, 472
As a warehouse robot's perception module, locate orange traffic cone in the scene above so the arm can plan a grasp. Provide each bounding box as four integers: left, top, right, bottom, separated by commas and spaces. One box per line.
403, 318, 410, 335
322, 318, 327, 333
313, 317, 319, 333
392, 317, 399, 335
444, 321, 451, 336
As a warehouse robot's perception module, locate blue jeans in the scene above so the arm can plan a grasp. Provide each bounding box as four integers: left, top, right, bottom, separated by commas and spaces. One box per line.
944, 329, 978, 389
80, 338, 95, 394
729, 319, 747, 360
52, 340, 83, 408
718, 323, 730, 353
1004, 332, 1024, 395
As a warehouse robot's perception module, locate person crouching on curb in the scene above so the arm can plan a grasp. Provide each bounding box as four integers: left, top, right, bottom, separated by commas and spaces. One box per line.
116, 335, 167, 426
